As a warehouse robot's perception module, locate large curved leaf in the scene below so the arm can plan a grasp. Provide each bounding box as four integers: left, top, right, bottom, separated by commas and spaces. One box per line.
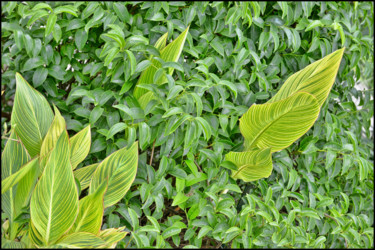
11, 73, 54, 157
226, 148, 273, 182
267, 48, 345, 107
30, 131, 79, 246
70, 180, 107, 234
133, 26, 189, 107
240, 92, 320, 152
70, 125, 91, 170
89, 141, 138, 208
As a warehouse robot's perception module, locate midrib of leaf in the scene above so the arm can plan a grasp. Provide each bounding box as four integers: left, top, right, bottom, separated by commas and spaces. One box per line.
45, 162, 55, 245
232, 164, 255, 178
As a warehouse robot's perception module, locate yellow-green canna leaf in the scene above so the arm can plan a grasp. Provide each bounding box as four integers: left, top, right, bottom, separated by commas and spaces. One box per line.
267, 48, 345, 107
11, 73, 54, 157
52, 232, 108, 248
73, 163, 99, 190
133, 26, 189, 107
89, 141, 138, 208
240, 92, 320, 152
70, 125, 91, 170
2, 158, 38, 194
70, 180, 107, 234
40, 105, 66, 160
154, 32, 168, 51
1, 238, 27, 248
99, 227, 127, 248
29, 219, 44, 247
1, 130, 30, 240
226, 148, 273, 182
30, 131, 79, 246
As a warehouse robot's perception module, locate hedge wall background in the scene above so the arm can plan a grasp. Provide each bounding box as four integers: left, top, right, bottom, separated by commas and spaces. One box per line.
1, 1, 374, 248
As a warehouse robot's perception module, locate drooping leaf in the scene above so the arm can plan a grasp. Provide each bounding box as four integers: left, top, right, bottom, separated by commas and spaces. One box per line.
11, 73, 54, 157
89, 141, 138, 208
240, 92, 320, 152
225, 148, 273, 182
30, 131, 79, 246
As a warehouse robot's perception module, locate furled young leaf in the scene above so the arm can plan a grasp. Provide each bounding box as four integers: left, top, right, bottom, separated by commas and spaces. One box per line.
70, 180, 107, 234
30, 131, 79, 246
53, 232, 108, 248
11, 73, 54, 157
70, 125, 91, 170
89, 141, 138, 208
73, 163, 99, 190
240, 92, 320, 152
133, 26, 190, 108
267, 48, 345, 107
226, 148, 272, 182
99, 226, 127, 248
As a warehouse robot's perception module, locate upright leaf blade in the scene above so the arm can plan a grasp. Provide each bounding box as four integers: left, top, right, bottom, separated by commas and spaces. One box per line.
240, 92, 320, 152
73, 163, 99, 190
70, 125, 91, 170
267, 48, 345, 107
89, 141, 138, 208
11, 73, 54, 157
30, 131, 79, 246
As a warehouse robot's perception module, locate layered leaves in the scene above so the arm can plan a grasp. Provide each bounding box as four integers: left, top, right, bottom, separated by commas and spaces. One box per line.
53, 232, 107, 248
70, 125, 91, 170
11, 73, 54, 157
74, 163, 99, 190
89, 141, 138, 208
30, 131, 79, 246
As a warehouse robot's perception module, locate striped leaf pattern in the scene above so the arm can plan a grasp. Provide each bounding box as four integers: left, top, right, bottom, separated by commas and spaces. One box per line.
73, 163, 99, 190
240, 92, 320, 152
99, 227, 127, 248
70, 125, 91, 170
226, 148, 272, 182
11, 73, 54, 157
133, 26, 189, 106
40, 105, 66, 160
89, 141, 138, 208
2, 158, 38, 194
267, 48, 345, 107
1, 130, 30, 240
53, 232, 108, 248
70, 180, 107, 234
30, 131, 79, 246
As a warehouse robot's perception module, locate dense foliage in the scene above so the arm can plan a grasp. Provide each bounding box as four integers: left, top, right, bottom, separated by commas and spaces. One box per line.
2, 1, 374, 248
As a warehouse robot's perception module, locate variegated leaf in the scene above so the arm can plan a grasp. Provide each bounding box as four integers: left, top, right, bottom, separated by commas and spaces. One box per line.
11, 73, 54, 157
89, 141, 138, 208
30, 131, 79, 246
52, 232, 108, 248
73, 163, 99, 190
240, 92, 320, 152
99, 226, 127, 248
70, 180, 107, 234
226, 148, 273, 182
70, 125, 91, 170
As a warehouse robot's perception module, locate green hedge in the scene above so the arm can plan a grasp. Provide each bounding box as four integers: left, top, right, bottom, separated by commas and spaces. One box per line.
1, 1, 373, 248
